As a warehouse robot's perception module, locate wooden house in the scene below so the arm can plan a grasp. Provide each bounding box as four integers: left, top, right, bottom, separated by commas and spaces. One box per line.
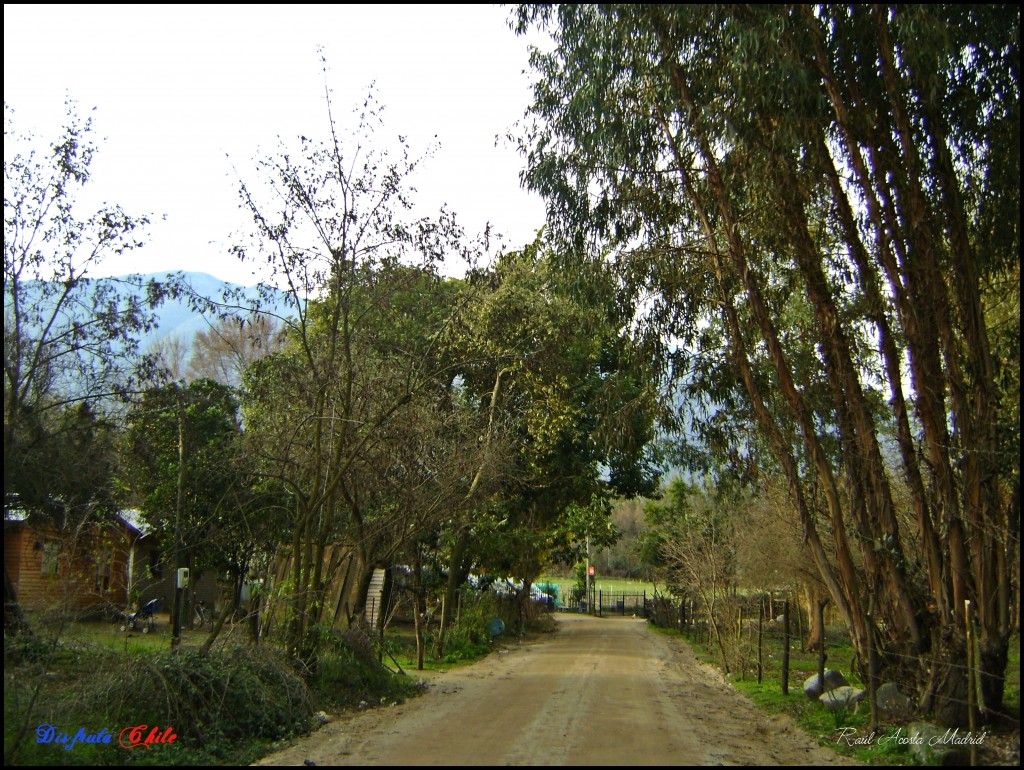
4, 511, 143, 614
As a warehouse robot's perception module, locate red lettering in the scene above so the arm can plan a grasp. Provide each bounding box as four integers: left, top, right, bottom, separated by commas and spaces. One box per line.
118, 724, 176, 749
118, 724, 148, 749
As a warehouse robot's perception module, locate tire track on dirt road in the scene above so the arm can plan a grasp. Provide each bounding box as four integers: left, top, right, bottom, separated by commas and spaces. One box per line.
255, 613, 858, 766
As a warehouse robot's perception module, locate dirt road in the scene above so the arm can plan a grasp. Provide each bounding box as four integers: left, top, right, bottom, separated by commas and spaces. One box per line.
257, 613, 857, 766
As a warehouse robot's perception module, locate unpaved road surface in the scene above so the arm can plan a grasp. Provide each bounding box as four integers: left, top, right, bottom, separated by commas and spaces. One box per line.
257, 613, 857, 766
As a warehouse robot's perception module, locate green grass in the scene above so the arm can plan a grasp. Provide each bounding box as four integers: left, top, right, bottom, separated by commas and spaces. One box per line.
19, 611, 236, 655
4, 618, 424, 766
651, 623, 917, 765
1004, 630, 1020, 718
657, 623, 1023, 766
537, 574, 666, 605
733, 679, 915, 765
381, 589, 556, 673
382, 623, 481, 673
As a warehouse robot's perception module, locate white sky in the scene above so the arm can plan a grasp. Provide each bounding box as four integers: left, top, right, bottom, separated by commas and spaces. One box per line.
4, 4, 547, 286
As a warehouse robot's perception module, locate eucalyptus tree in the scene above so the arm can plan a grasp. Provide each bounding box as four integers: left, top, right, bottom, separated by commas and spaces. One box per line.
514, 4, 1019, 723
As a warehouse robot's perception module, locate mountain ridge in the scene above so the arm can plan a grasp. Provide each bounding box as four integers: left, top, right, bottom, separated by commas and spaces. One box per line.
132, 270, 295, 349
5, 269, 295, 357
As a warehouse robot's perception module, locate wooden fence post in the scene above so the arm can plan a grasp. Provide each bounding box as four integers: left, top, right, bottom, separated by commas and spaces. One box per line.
782, 599, 790, 695
757, 596, 764, 685
795, 592, 803, 645
965, 600, 977, 767
817, 598, 829, 694
867, 594, 879, 732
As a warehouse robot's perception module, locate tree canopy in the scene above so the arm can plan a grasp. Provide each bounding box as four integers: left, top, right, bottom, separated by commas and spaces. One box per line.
4, 103, 175, 629
514, 3, 1019, 724
4, 103, 164, 512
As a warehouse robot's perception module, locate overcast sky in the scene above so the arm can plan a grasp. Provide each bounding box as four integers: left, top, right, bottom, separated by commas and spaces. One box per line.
4, 4, 547, 286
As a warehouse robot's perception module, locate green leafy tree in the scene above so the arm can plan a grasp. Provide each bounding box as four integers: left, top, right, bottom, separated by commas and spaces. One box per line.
122, 378, 248, 641
643, 478, 738, 670
514, 4, 1019, 724
436, 242, 662, 640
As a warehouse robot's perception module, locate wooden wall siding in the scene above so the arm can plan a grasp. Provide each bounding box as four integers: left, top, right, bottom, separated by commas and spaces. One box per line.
4, 520, 137, 612
126, 538, 225, 614
259, 545, 361, 638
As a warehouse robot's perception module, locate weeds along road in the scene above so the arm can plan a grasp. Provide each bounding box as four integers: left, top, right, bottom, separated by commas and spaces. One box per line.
257, 613, 857, 766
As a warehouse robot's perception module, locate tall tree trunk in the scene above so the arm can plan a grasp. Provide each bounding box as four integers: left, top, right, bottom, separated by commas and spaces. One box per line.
802, 582, 825, 653
437, 524, 472, 659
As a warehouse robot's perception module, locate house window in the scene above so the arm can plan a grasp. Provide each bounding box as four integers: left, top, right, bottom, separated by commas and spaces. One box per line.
41, 540, 61, 578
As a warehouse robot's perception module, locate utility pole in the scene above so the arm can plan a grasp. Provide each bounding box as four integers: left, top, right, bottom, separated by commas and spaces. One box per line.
585, 535, 591, 614
171, 389, 185, 650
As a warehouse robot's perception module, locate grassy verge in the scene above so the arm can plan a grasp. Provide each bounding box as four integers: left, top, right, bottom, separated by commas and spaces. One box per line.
651, 623, 914, 764
4, 620, 419, 766
537, 573, 666, 606
655, 622, 1022, 766
383, 590, 558, 673
5, 592, 557, 766
1005, 631, 1020, 717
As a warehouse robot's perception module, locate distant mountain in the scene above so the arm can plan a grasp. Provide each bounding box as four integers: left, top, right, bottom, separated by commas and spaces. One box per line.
5, 270, 297, 368
130, 271, 296, 349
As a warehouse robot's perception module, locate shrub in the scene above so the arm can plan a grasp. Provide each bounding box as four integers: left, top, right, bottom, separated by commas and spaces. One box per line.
310, 627, 423, 708
6, 640, 315, 766
88, 644, 314, 750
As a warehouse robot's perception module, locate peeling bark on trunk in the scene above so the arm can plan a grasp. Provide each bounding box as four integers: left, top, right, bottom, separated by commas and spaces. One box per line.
506, 4, 1019, 728
802, 582, 825, 653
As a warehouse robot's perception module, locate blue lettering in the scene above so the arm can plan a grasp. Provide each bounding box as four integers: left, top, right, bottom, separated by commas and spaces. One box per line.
84, 728, 113, 745
66, 727, 87, 751
35, 724, 115, 750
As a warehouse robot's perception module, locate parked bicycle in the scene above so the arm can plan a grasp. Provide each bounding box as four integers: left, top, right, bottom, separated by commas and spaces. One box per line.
193, 598, 211, 628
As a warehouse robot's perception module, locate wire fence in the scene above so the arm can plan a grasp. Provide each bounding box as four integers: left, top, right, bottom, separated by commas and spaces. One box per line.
644, 595, 1020, 725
